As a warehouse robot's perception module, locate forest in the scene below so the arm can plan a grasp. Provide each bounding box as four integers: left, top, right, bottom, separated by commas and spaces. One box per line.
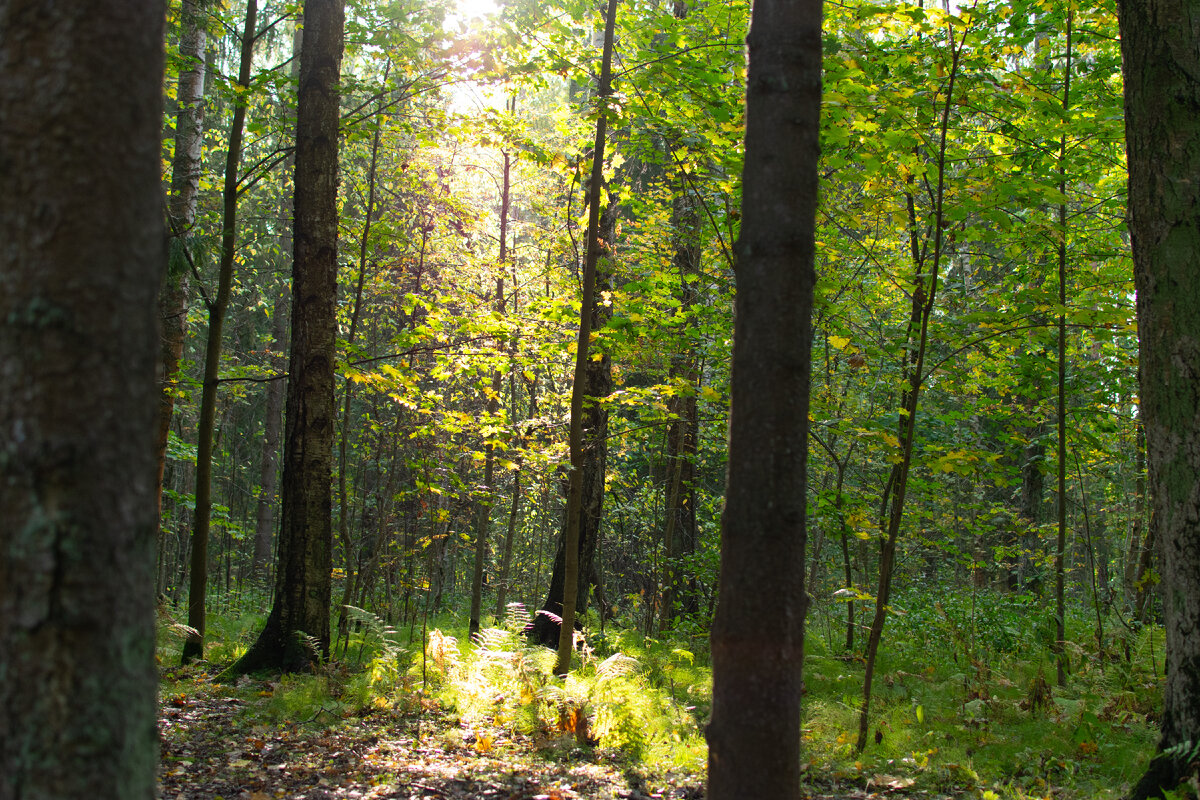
2, 0, 1199, 798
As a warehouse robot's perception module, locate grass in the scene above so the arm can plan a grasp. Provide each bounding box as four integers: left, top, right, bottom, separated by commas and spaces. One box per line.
156, 588, 1162, 798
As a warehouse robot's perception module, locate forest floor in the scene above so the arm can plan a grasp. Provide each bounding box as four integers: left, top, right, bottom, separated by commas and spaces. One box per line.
158, 674, 975, 800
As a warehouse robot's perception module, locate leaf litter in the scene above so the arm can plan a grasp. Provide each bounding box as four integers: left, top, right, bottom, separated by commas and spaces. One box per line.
159, 674, 977, 800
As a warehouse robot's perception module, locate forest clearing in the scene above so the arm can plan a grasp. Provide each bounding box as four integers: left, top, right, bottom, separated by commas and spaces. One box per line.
2, 0, 1198, 798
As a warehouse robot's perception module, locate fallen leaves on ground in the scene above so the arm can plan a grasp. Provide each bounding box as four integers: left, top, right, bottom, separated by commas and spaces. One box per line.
159, 678, 693, 800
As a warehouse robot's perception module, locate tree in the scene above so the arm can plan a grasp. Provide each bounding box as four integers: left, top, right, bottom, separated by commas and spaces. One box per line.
227, 0, 345, 675
159, 0, 211, 568
182, 0, 259, 664
1120, 0, 1200, 796
0, 1, 164, 795
705, 0, 821, 797
552, 0, 620, 675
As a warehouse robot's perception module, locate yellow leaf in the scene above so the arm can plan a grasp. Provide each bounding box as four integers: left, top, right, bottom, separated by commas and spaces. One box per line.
829, 335, 851, 350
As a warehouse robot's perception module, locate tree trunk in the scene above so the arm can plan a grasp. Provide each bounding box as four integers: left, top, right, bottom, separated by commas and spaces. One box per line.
1053, 12, 1073, 688
705, 0, 821, 797
0, 2, 163, 794
252, 25, 303, 584
183, 0, 258, 664
856, 16, 965, 754
1120, 1, 1200, 795
225, 0, 344, 677
551, 0, 619, 675
528, 206, 615, 651
470, 148, 511, 637
660, 177, 702, 630
159, 0, 209, 563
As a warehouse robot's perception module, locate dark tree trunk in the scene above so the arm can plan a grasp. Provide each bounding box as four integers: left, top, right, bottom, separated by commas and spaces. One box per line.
529, 207, 615, 651
252, 288, 287, 581
182, 0, 258, 663
226, 0, 344, 676
661, 178, 701, 630
0, 2, 164, 795
1120, 1, 1200, 796
252, 26, 302, 584
705, 0, 821, 796
470, 150, 510, 636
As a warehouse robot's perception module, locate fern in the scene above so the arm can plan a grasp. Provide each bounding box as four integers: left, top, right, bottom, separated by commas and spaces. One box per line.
343, 604, 404, 665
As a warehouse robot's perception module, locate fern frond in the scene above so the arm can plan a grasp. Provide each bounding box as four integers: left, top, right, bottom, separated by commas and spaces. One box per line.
596, 652, 640, 680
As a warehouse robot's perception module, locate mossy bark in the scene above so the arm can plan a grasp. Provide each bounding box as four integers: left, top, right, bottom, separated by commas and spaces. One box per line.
0, 2, 164, 795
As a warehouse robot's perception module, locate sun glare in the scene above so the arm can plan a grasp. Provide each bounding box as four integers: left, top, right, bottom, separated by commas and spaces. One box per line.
454, 0, 499, 23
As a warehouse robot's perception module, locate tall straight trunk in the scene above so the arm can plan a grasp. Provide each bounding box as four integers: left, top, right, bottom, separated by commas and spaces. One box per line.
158, 0, 209, 563
182, 0, 257, 663
252, 25, 302, 583
706, 0, 821, 792
856, 16, 964, 753
528, 205, 615, 649
495, 464, 522, 617
660, 177, 701, 631
554, 0, 619, 675
1053, 13, 1073, 687
470, 148, 511, 637
226, 0, 344, 676
0, 1, 164, 794
1120, 1, 1200, 795
1126, 417, 1154, 619
252, 286, 287, 580
336, 67, 388, 646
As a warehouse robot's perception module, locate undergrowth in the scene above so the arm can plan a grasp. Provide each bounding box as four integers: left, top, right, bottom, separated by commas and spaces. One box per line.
157, 588, 1161, 798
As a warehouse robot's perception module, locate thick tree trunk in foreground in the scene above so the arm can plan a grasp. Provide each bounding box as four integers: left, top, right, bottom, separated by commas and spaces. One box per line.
1120, 1, 1200, 796
227, 0, 344, 676
706, 0, 821, 797
0, 2, 164, 795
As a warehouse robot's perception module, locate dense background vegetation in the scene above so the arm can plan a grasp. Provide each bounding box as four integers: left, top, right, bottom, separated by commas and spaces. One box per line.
154, 0, 1165, 795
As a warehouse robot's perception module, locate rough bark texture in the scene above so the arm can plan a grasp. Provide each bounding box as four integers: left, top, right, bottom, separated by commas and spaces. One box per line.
1120, 1, 1200, 796
705, 0, 821, 796
228, 0, 344, 676
0, 1, 164, 795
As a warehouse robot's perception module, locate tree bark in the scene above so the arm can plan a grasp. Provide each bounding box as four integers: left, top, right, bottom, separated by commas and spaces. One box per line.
705, 0, 821, 796
226, 0, 344, 676
252, 25, 303, 584
159, 0, 210, 561
551, 0, 619, 675
0, 1, 163, 795
1120, 1, 1200, 795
